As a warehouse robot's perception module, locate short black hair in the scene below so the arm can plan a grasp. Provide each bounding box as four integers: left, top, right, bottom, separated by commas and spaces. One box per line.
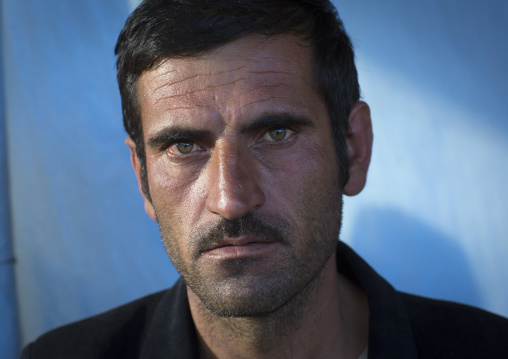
115, 0, 360, 200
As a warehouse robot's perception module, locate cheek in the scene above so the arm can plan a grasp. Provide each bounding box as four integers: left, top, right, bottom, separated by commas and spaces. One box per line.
260, 137, 339, 220
147, 157, 207, 236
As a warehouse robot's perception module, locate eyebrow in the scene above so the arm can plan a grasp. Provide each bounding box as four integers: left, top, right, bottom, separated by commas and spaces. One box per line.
146, 113, 315, 149
239, 113, 315, 133
147, 128, 212, 149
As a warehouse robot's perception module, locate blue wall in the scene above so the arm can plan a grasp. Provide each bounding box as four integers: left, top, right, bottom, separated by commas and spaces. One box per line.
0, 2, 21, 356
337, 0, 508, 313
1, 0, 179, 353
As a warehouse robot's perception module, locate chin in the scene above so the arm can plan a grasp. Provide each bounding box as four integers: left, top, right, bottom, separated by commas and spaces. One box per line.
186, 257, 328, 318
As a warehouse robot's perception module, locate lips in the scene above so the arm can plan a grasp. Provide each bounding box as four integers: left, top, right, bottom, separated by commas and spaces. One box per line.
201, 236, 278, 260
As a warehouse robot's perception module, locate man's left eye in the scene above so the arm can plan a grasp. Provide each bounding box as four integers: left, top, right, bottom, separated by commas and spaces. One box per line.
262, 128, 291, 141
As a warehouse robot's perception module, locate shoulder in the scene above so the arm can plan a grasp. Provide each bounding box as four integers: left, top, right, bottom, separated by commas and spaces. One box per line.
401, 293, 508, 358
21, 289, 168, 359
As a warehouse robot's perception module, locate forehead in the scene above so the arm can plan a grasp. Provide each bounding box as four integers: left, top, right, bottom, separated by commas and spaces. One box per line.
137, 34, 322, 134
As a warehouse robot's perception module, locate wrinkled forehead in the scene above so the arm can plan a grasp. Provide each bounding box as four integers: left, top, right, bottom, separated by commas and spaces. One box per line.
137, 34, 316, 106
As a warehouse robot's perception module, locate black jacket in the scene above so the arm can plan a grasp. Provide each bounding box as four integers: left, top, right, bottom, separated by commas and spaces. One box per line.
21, 242, 508, 358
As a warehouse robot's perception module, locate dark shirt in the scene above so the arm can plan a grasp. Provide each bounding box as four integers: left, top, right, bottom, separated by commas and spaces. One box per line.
21, 242, 508, 358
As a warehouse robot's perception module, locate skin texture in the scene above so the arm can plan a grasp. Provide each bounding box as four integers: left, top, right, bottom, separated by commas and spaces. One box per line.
127, 34, 373, 358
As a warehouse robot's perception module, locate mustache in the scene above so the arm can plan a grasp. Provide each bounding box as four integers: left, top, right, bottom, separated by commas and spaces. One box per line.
190, 213, 288, 255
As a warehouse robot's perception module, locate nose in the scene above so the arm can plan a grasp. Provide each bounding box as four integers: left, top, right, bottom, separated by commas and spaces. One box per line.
205, 142, 265, 220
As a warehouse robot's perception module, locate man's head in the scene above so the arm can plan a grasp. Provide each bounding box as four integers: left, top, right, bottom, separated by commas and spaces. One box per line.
115, 0, 360, 200
115, 0, 372, 318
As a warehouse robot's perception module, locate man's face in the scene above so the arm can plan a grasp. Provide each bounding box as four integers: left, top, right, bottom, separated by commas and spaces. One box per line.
134, 34, 343, 317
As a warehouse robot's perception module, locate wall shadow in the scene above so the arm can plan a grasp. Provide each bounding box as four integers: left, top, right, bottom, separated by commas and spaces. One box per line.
348, 206, 483, 308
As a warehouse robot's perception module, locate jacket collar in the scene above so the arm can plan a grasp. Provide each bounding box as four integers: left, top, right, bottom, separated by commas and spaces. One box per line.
337, 241, 418, 358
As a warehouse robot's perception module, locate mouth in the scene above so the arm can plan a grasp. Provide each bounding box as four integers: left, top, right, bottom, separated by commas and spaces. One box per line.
202, 236, 279, 260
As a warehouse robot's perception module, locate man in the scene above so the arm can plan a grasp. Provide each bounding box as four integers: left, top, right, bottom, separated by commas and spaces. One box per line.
21, 0, 508, 358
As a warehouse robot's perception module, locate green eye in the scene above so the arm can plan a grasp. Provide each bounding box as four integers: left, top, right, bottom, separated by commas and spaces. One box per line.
167, 142, 199, 156
264, 128, 288, 141
176, 142, 195, 154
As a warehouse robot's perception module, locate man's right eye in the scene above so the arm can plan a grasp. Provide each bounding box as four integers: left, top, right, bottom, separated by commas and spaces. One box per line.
167, 142, 200, 156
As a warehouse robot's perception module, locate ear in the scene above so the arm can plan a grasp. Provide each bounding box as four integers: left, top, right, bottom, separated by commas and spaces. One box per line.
343, 102, 373, 196
125, 136, 157, 221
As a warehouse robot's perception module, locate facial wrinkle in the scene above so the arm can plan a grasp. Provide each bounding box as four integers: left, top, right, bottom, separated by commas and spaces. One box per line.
239, 84, 288, 97
154, 77, 249, 105
150, 64, 249, 95
238, 97, 294, 111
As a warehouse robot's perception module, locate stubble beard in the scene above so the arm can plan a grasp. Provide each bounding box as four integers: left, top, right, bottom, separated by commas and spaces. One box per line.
154, 181, 343, 321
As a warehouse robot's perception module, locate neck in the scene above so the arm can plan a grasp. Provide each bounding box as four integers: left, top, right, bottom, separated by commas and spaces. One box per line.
187, 253, 369, 359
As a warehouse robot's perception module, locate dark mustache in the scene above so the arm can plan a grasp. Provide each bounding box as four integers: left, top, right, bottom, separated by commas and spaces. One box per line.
190, 213, 288, 255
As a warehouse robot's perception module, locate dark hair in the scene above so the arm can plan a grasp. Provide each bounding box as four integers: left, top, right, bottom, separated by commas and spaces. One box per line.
115, 0, 359, 200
